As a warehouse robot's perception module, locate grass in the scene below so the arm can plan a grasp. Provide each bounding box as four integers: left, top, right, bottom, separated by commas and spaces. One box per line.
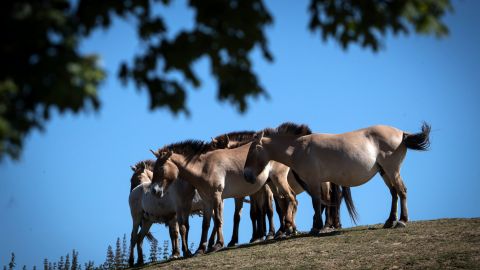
133, 218, 480, 269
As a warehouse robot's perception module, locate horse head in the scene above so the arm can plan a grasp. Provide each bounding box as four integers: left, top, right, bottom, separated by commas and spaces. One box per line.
150, 149, 179, 197
243, 131, 270, 184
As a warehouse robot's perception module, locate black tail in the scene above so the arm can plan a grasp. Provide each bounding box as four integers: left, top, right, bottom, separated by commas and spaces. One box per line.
145, 232, 157, 242
404, 122, 431, 151
341, 187, 358, 224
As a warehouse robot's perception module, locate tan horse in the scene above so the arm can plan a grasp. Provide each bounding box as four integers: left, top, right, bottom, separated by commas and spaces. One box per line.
244, 123, 431, 230
218, 129, 356, 236
150, 124, 318, 254
128, 160, 204, 265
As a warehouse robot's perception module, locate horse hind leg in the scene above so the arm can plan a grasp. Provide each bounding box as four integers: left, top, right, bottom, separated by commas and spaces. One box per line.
129, 219, 141, 267
136, 220, 153, 265
380, 166, 408, 228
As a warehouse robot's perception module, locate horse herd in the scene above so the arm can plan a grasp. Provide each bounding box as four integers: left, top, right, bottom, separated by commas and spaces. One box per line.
128, 122, 431, 266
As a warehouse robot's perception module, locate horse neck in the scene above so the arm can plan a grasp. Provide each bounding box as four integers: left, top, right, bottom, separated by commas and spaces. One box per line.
169, 153, 205, 184
263, 135, 297, 167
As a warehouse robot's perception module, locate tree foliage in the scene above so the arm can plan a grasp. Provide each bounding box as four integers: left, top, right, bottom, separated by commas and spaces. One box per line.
0, 0, 452, 161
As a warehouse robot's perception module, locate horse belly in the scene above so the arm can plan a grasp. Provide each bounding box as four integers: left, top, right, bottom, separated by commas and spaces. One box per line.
315, 144, 379, 187
142, 192, 175, 220
222, 173, 268, 199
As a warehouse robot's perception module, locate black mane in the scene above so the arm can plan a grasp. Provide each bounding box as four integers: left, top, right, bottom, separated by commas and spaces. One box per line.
220, 122, 312, 149
133, 159, 156, 171
157, 139, 216, 162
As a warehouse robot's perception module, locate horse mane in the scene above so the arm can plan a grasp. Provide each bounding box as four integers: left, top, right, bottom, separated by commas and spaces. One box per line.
132, 159, 156, 171
157, 139, 217, 163
220, 122, 312, 149
264, 122, 312, 136
130, 159, 156, 192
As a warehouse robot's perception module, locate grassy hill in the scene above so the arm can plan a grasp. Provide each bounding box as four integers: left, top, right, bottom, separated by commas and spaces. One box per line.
135, 218, 479, 269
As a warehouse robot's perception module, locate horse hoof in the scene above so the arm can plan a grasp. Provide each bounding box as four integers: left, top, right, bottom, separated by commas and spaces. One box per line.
194, 249, 206, 256
319, 227, 335, 234
227, 241, 236, 247
266, 234, 275, 241
250, 238, 262, 244
210, 243, 223, 252
383, 220, 396, 229
395, 221, 406, 228
285, 226, 294, 235
309, 228, 320, 235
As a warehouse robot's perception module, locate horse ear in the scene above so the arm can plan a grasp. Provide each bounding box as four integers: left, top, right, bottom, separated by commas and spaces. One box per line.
160, 150, 173, 160
130, 165, 137, 172
150, 149, 160, 158
254, 131, 264, 143
211, 137, 218, 147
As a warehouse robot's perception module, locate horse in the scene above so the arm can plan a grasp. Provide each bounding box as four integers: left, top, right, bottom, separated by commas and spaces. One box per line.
243, 123, 431, 231
217, 128, 356, 236
150, 123, 354, 254
128, 160, 204, 266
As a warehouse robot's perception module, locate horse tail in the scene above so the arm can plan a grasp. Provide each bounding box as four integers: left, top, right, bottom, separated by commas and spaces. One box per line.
403, 122, 431, 151
341, 186, 358, 224
145, 232, 157, 243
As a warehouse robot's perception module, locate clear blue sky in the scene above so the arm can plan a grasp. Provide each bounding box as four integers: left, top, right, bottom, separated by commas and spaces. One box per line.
1, 0, 479, 267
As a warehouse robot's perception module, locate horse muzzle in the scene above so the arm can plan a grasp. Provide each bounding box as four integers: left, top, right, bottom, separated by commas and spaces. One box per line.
152, 183, 164, 197
243, 169, 256, 184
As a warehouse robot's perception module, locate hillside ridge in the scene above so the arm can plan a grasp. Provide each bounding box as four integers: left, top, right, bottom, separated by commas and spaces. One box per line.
134, 218, 480, 269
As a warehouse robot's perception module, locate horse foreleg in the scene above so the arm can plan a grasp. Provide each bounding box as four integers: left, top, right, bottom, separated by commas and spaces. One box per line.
273, 196, 286, 238
211, 193, 224, 251
249, 196, 259, 242
168, 219, 180, 258
270, 175, 296, 234
196, 204, 213, 255
310, 195, 324, 235
266, 191, 275, 240
227, 198, 243, 247
177, 212, 192, 257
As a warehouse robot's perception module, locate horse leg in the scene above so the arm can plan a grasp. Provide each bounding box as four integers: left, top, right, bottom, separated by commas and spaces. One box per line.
129, 219, 141, 267
136, 220, 153, 265
227, 198, 243, 247
392, 173, 408, 227
168, 219, 180, 258
273, 195, 286, 238
177, 213, 191, 257
270, 174, 296, 234
266, 190, 275, 240
249, 195, 259, 243
381, 172, 399, 228
207, 210, 217, 251
310, 194, 324, 235
196, 203, 213, 255
211, 192, 224, 251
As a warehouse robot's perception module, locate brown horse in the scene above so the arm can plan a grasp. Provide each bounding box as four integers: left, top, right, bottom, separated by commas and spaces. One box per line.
244, 123, 431, 230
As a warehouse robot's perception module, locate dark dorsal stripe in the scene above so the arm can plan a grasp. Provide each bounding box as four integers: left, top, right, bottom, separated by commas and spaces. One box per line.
217, 122, 312, 149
